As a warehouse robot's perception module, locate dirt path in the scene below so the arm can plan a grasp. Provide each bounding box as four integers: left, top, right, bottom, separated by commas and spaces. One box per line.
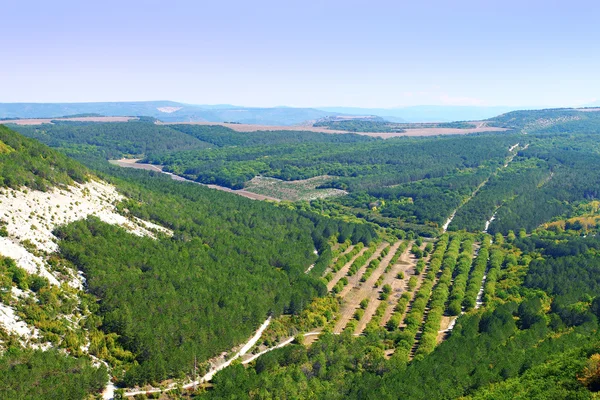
379, 242, 418, 327
483, 210, 498, 233
397, 249, 431, 329
338, 243, 389, 299
338, 244, 356, 259
436, 315, 458, 344
327, 247, 368, 292
354, 241, 405, 334
332, 242, 390, 333
475, 273, 488, 309
109, 159, 280, 202
444, 143, 523, 232
123, 316, 272, 398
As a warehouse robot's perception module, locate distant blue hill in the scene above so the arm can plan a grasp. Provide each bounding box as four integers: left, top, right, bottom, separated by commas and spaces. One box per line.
0, 101, 344, 126
316, 105, 524, 123
0, 101, 536, 125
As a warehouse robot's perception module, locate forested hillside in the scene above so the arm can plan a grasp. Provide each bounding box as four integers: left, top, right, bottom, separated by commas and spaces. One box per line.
11, 110, 600, 235
487, 107, 600, 134
13, 120, 212, 161
4, 109, 600, 399
55, 171, 375, 384
146, 133, 516, 191
0, 126, 376, 393
200, 232, 600, 399
0, 124, 88, 190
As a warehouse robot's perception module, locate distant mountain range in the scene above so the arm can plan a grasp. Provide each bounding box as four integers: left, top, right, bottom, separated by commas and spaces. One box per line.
0, 101, 341, 125
316, 105, 524, 123
0, 101, 526, 125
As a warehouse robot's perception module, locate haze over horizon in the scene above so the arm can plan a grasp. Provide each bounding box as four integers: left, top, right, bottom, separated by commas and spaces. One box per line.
2, 0, 599, 108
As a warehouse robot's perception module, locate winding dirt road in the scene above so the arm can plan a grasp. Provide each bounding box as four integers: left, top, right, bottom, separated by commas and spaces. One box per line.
109, 158, 280, 201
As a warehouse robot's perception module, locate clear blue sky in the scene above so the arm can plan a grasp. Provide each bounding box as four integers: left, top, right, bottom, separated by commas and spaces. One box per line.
2, 0, 599, 108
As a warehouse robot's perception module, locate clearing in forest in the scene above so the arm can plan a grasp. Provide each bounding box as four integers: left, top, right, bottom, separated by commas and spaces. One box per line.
243, 175, 346, 201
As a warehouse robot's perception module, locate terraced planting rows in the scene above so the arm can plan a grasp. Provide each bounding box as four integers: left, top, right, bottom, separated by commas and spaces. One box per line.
378, 241, 412, 327
330, 240, 353, 262
257, 235, 487, 358
482, 246, 509, 305
354, 242, 414, 334
332, 241, 399, 333
326, 244, 367, 292
446, 237, 476, 316
413, 235, 463, 357
388, 253, 429, 332
337, 242, 386, 299
391, 234, 450, 362
463, 236, 491, 310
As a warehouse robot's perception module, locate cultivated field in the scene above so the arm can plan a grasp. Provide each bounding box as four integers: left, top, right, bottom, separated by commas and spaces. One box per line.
358, 125, 508, 138
1, 116, 138, 125
156, 120, 350, 133
158, 120, 509, 137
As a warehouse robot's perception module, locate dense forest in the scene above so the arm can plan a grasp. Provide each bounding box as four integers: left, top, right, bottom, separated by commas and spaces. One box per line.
486, 134, 600, 233
145, 133, 516, 191
487, 107, 600, 134
3, 109, 600, 398
200, 232, 600, 399
0, 124, 88, 190
12, 120, 212, 161
313, 118, 407, 133
0, 127, 376, 388
313, 118, 474, 132
0, 348, 107, 400
55, 173, 375, 384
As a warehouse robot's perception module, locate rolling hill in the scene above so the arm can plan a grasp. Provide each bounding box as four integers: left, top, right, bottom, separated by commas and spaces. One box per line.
0, 101, 344, 125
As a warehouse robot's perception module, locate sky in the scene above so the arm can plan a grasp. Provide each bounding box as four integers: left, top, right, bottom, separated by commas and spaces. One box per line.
1, 0, 599, 108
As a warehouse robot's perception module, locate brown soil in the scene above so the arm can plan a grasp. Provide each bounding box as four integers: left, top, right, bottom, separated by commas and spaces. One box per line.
338, 243, 389, 299
327, 247, 368, 292
243, 175, 346, 202
378, 242, 417, 328
302, 331, 323, 346
157, 121, 349, 133
156, 120, 508, 138
1, 116, 138, 125
109, 158, 163, 171
331, 242, 392, 334
397, 243, 431, 330
355, 241, 405, 334
357, 126, 509, 138
322, 244, 357, 278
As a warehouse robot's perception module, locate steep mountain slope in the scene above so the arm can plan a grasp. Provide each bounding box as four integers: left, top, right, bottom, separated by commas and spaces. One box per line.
0, 126, 171, 362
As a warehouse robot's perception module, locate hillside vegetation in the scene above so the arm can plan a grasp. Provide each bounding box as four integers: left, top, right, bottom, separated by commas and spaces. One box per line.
3, 108, 600, 398
0, 126, 376, 391
12, 111, 600, 235
200, 232, 600, 399
0, 125, 87, 190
